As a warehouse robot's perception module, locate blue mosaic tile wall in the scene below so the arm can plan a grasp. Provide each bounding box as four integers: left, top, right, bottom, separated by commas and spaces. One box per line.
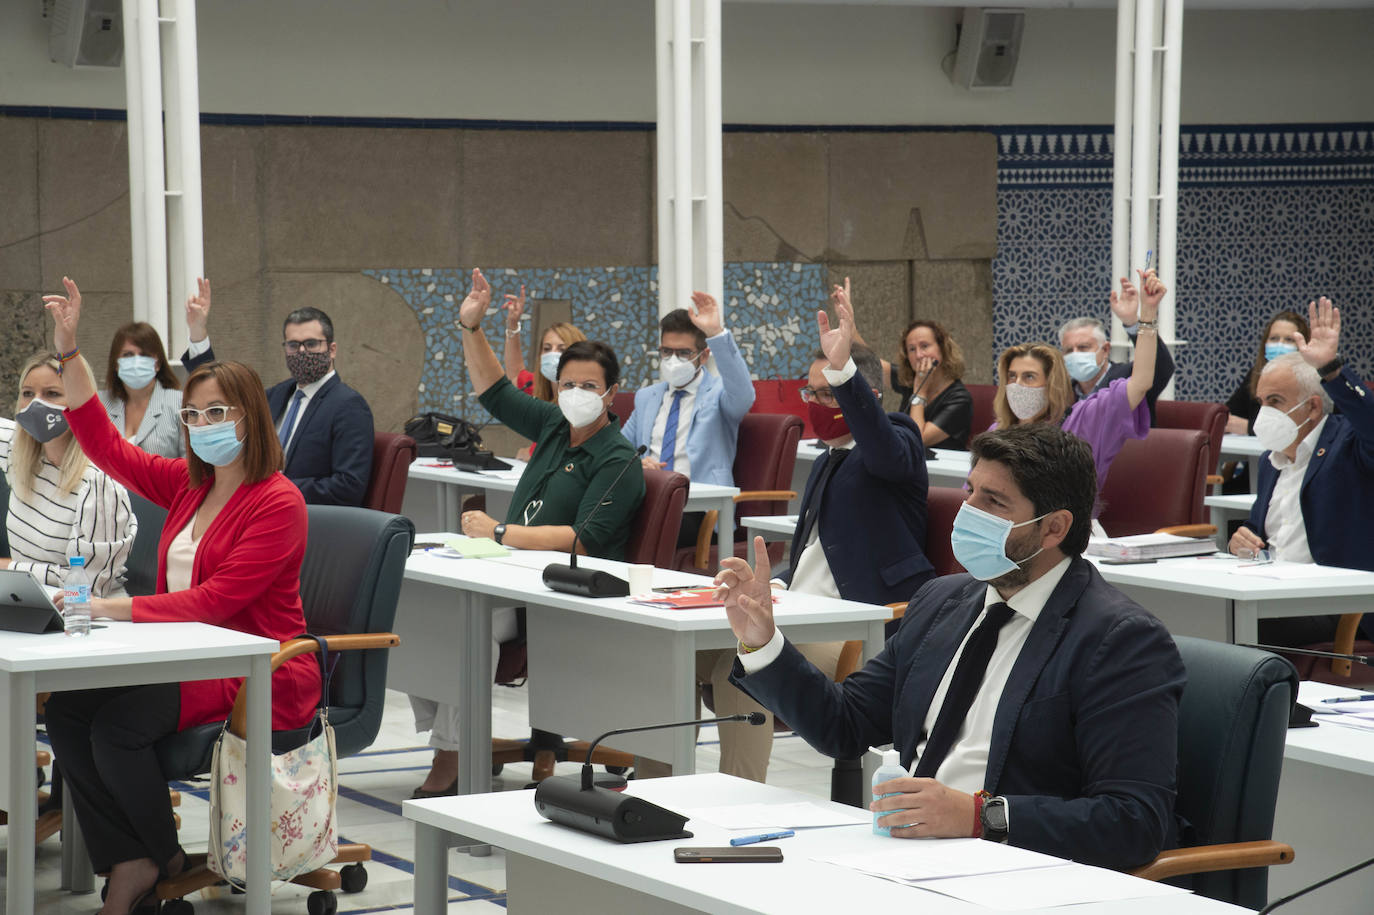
992, 124, 1374, 402
364, 262, 827, 419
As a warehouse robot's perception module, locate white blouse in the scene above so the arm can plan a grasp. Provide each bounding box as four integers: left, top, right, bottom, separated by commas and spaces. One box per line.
165, 517, 200, 594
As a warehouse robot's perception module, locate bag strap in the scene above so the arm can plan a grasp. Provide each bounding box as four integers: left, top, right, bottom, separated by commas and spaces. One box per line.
294, 633, 336, 716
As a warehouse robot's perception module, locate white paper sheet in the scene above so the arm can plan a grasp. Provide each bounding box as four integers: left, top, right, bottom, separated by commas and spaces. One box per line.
911, 861, 1191, 910
1228, 561, 1369, 580
685, 801, 869, 830
818, 838, 1067, 882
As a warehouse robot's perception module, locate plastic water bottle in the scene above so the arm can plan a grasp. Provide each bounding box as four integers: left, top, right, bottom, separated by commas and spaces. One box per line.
63, 556, 91, 637
872, 748, 907, 836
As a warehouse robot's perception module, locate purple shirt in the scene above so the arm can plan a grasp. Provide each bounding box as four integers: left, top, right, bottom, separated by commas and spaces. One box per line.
1062, 377, 1150, 503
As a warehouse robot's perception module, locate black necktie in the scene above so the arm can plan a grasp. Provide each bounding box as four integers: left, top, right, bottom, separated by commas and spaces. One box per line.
788, 448, 848, 578
913, 601, 1016, 778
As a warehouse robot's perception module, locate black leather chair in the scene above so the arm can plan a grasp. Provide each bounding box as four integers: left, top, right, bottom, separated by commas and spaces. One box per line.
1131, 636, 1296, 909
152, 506, 413, 913
124, 492, 168, 597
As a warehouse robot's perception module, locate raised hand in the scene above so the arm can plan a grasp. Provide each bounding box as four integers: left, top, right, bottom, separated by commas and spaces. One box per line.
1108, 278, 1137, 326
688, 291, 725, 338
42, 276, 83, 354
713, 536, 777, 650
1295, 296, 1340, 372
818, 286, 856, 371
503, 284, 526, 333
1138, 268, 1166, 322
186, 276, 211, 342
459, 268, 492, 330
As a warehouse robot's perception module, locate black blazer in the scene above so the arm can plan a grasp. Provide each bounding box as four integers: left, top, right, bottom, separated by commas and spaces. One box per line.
735, 557, 1186, 870
778, 371, 933, 605
184, 346, 374, 505
1080, 332, 1175, 426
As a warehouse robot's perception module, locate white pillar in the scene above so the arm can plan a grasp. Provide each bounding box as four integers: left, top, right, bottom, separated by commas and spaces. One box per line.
1129, 0, 1155, 279
135, 0, 168, 333
121, 0, 148, 324
1157, 0, 1185, 397
1110, 0, 1135, 352
162, 0, 204, 351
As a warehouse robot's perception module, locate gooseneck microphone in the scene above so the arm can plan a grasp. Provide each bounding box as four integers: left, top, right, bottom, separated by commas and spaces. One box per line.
1244, 643, 1371, 666
533, 712, 767, 843
542, 444, 648, 598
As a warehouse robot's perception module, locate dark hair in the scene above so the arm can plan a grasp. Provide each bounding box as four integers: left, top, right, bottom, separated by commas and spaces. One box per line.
969, 423, 1096, 556
558, 340, 621, 389
183, 361, 284, 489
1247, 310, 1311, 398
283, 307, 335, 344
896, 320, 966, 387
659, 309, 707, 351
810, 345, 884, 395
106, 322, 180, 400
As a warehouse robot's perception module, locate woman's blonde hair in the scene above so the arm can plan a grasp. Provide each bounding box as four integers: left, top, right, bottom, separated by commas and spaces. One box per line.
9, 352, 91, 499
532, 322, 588, 402
992, 343, 1076, 429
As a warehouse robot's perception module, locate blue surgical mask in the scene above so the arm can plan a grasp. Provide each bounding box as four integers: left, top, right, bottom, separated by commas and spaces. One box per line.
116, 354, 158, 390
1063, 351, 1102, 383
1264, 342, 1297, 362
949, 501, 1049, 581
188, 420, 244, 467
539, 351, 562, 382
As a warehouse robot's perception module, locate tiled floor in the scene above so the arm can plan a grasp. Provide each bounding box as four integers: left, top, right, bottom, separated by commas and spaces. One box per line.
12, 685, 837, 913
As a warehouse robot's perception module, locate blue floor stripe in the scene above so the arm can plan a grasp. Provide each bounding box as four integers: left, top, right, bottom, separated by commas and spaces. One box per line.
340, 835, 505, 902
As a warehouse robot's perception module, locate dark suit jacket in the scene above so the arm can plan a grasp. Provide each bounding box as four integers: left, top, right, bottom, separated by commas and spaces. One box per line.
777, 370, 933, 605
1244, 369, 1374, 635
184, 346, 374, 505
734, 557, 1186, 870
1080, 331, 1174, 426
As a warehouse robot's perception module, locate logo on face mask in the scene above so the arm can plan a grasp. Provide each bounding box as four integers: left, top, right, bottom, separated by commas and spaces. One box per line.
16, 398, 69, 444
807, 400, 850, 441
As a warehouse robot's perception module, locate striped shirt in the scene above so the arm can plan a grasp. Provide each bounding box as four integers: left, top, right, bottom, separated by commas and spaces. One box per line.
0, 419, 135, 597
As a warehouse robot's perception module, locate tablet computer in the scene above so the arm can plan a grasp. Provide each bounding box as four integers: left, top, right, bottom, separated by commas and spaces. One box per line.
0, 568, 65, 634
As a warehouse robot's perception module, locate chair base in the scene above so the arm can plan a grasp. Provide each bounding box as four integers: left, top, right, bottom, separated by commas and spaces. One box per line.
491, 733, 636, 783
154, 843, 372, 902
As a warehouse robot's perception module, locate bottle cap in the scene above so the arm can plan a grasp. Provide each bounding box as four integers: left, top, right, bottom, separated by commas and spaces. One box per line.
69, 556, 86, 567
883, 749, 900, 768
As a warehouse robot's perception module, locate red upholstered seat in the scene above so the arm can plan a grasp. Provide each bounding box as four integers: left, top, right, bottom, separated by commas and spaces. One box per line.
1098, 427, 1210, 536
363, 432, 417, 514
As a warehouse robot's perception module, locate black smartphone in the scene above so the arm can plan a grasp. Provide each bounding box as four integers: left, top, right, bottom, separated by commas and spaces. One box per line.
1099, 557, 1158, 565
674, 846, 783, 864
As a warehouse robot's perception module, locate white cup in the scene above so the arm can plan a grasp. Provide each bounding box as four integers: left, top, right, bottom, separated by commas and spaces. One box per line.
628, 564, 655, 596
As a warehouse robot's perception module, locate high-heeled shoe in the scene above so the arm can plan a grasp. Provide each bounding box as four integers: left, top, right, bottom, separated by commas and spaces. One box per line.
410, 779, 457, 799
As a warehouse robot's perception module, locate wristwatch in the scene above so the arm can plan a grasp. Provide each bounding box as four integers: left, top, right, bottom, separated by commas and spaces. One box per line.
981, 795, 1009, 843
911, 394, 928, 407
492, 524, 507, 545
1317, 355, 1344, 378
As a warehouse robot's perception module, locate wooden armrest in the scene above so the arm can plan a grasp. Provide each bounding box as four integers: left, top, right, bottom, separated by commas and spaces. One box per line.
1332, 613, 1364, 678
885, 601, 908, 621
694, 510, 720, 571
228, 632, 401, 738
1205, 474, 1224, 486
1154, 523, 1218, 538
1130, 840, 1294, 882
732, 490, 797, 504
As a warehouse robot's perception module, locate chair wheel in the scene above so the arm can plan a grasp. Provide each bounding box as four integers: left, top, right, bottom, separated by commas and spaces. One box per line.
340, 862, 368, 893
162, 899, 195, 915
491, 762, 504, 776
36, 766, 46, 789
307, 889, 338, 915
100, 880, 108, 902
604, 765, 628, 775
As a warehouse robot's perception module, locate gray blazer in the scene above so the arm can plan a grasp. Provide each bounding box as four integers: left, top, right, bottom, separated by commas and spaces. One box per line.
100, 383, 185, 458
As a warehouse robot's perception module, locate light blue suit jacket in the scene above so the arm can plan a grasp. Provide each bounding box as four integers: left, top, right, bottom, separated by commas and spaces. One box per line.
621, 330, 755, 486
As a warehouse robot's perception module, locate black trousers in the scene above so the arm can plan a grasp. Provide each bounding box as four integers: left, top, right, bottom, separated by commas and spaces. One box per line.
44, 682, 182, 873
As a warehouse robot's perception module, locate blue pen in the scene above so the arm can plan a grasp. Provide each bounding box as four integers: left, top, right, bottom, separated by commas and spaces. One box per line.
730, 829, 795, 846
1321, 694, 1374, 704
1144, 249, 1154, 271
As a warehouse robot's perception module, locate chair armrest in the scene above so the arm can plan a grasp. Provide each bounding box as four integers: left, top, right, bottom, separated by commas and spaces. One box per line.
694, 510, 721, 571
1154, 523, 1218, 538
732, 490, 797, 504
885, 601, 908, 621
1129, 840, 1294, 882
228, 632, 401, 737
1206, 474, 1224, 486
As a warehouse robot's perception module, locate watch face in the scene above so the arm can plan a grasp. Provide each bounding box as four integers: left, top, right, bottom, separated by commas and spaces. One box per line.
984, 798, 1008, 831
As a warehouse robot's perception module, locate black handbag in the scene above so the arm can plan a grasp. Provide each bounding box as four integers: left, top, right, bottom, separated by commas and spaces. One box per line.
404, 412, 510, 470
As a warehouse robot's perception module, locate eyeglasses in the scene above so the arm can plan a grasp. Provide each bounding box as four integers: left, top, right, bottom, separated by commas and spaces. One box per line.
657, 347, 700, 361
282, 339, 329, 355
178, 405, 239, 426
799, 386, 838, 406
558, 381, 606, 393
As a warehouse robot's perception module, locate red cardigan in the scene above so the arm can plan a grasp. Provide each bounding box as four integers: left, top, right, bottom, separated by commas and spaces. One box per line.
67, 398, 320, 732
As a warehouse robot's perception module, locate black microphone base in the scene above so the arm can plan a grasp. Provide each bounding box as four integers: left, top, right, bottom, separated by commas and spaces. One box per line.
534, 776, 692, 843
543, 563, 630, 598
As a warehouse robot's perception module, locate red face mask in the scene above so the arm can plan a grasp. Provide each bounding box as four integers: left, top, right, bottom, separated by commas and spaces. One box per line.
807, 401, 850, 440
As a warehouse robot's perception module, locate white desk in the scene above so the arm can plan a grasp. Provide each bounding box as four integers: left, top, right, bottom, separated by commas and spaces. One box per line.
405, 459, 740, 548
1272, 682, 1374, 912
392, 546, 890, 800
1090, 555, 1374, 645
0, 622, 277, 915
404, 772, 1250, 915
790, 442, 970, 511
1219, 434, 1266, 489
1205, 493, 1256, 542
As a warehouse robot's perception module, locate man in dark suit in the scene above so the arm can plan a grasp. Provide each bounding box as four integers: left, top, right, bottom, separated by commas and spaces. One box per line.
1229, 297, 1374, 643
1059, 272, 1174, 425
689, 292, 932, 783
183, 286, 373, 505
716, 422, 1186, 870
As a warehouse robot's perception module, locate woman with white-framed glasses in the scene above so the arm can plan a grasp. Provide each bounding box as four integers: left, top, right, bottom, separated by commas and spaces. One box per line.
40, 277, 320, 914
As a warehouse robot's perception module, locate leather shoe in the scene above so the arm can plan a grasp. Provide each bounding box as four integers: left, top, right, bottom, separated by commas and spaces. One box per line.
411, 779, 457, 799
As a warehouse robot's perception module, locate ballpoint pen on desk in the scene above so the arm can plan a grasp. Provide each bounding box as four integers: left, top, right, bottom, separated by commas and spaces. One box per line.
1321, 694, 1374, 704
730, 830, 795, 846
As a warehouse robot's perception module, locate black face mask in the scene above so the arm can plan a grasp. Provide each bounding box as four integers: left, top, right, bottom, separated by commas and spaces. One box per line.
285, 349, 331, 386
17, 398, 69, 443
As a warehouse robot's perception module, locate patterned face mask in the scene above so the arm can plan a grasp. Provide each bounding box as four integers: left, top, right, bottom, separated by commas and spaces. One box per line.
285, 349, 331, 386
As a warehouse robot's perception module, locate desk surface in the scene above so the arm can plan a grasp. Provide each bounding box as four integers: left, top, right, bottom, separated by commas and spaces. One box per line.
0, 620, 278, 673
1204, 493, 1257, 512
1289, 682, 1374, 777
1090, 554, 1374, 602
407, 458, 740, 500
1219, 434, 1265, 458
405, 773, 1248, 915
405, 543, 891, 632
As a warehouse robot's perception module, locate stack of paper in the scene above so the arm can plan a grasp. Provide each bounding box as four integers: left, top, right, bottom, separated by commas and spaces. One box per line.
685, 802, 869, 831
1087, 533, 1216, 561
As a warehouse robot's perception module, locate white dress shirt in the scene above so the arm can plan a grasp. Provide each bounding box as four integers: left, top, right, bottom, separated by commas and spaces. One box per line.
1263, 414, 1327, 564
278, 369, 337, 454
742, 556, 1073, 796
649, 363, 705, 477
